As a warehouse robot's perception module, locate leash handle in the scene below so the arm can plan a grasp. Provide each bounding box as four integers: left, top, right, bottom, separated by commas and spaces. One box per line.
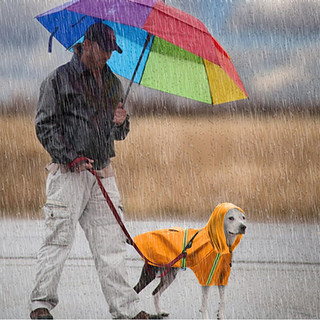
69, 156, 91, 171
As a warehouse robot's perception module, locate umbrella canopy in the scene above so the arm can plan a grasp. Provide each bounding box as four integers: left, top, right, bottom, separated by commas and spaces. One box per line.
36, 0, 248, 105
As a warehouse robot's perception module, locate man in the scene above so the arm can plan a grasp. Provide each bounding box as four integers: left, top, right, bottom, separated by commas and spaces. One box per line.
30, 23, 152, 319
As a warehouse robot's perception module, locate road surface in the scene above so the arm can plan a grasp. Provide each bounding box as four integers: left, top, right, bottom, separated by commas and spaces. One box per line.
1, 219, 319, 319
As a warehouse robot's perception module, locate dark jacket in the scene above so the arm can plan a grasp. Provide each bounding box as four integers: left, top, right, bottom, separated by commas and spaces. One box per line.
35, 54, 129, 170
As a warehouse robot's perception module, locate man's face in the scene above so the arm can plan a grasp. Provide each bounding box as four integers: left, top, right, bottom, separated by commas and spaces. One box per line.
83, 40, 112, 69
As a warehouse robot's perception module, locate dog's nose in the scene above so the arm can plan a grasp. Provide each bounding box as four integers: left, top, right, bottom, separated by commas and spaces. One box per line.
240, 225, 246, 234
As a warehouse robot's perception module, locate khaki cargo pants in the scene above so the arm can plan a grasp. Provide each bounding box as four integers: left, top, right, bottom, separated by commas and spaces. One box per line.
29, 165, 140, 318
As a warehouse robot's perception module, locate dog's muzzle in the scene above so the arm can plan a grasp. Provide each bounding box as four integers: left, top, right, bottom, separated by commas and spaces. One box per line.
240, 224, 246, 234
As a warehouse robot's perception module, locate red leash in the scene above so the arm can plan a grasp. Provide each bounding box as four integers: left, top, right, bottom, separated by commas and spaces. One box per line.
69, 157, 188, 277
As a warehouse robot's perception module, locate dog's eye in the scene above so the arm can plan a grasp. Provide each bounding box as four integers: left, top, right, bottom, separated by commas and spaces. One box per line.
242, 216, 246, 220
228, 217, 234, 221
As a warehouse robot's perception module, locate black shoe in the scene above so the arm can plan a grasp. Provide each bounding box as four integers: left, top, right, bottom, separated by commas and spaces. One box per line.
132, 311, 163, 319
30, 308, 53, 319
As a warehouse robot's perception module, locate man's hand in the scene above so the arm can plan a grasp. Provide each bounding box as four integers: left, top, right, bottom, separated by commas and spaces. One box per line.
113, 102, 127, 126
73, 158, 94, 173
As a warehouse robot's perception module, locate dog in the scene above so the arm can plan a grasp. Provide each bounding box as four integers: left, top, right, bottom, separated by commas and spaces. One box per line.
133, 203, 247, 319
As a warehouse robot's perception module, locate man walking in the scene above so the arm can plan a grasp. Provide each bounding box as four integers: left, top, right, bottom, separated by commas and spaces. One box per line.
30, 23, 152, 319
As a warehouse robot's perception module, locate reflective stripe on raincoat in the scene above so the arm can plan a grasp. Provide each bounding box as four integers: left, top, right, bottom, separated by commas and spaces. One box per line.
133, 203, 245, 286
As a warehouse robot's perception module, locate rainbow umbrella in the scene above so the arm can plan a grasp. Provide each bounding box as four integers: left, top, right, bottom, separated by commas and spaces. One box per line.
36, 0, 248, 105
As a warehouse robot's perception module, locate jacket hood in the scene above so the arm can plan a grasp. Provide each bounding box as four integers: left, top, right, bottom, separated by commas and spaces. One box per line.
206, 202, 245, 255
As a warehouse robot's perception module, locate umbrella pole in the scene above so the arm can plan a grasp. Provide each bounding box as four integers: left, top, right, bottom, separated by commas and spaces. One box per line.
122, 33, 152, 108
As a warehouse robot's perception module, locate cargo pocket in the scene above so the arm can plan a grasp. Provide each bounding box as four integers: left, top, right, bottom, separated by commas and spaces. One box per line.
44, 200, 71, 246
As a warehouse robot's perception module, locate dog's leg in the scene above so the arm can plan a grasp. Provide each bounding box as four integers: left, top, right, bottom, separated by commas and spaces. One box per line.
153, 268, 178, 317
154, 293, 166, 318
217, 285, 226, 320
200, 286, 210, 319
134, 263, 157, 294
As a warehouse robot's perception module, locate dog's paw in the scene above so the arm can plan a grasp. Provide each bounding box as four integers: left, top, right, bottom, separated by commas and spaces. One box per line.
160, 312, 169, 318
154, 311, 168, 319
148, 314, 166, 319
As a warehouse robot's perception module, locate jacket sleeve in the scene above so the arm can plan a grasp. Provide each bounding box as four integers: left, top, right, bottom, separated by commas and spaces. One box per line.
35, 73, 78, 165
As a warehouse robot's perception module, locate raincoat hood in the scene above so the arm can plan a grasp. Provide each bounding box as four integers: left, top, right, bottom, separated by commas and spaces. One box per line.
206, 202, 244, 254
134, 203, 245, 286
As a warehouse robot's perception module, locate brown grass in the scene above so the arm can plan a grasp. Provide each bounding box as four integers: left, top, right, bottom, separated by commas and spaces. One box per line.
1, 114, 319, 222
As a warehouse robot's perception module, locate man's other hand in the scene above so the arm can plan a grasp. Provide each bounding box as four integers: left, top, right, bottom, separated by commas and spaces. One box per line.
113, 102, 127, 126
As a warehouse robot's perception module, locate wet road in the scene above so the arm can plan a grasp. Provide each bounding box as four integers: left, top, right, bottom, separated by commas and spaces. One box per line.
1, 219, 319, 319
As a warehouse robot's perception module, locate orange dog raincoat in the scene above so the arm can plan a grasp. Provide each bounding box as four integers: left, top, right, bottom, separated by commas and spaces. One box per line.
134, 203, 245, 286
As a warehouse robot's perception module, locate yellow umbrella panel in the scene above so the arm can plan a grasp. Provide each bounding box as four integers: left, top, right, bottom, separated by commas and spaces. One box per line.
140, 37, 248, 105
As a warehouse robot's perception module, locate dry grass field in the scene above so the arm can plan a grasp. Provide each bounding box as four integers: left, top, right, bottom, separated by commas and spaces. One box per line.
1, 114, 319, 222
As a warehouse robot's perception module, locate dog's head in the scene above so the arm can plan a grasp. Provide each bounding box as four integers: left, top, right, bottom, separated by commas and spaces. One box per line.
223, 208, 247, 247
206, 203, 247, 253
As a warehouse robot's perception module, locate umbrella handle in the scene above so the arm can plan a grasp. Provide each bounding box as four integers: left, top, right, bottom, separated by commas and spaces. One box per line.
122, 33, 153, 109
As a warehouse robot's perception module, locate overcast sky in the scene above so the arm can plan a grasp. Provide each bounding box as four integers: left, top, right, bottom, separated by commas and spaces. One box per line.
0, 0, 319, 109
